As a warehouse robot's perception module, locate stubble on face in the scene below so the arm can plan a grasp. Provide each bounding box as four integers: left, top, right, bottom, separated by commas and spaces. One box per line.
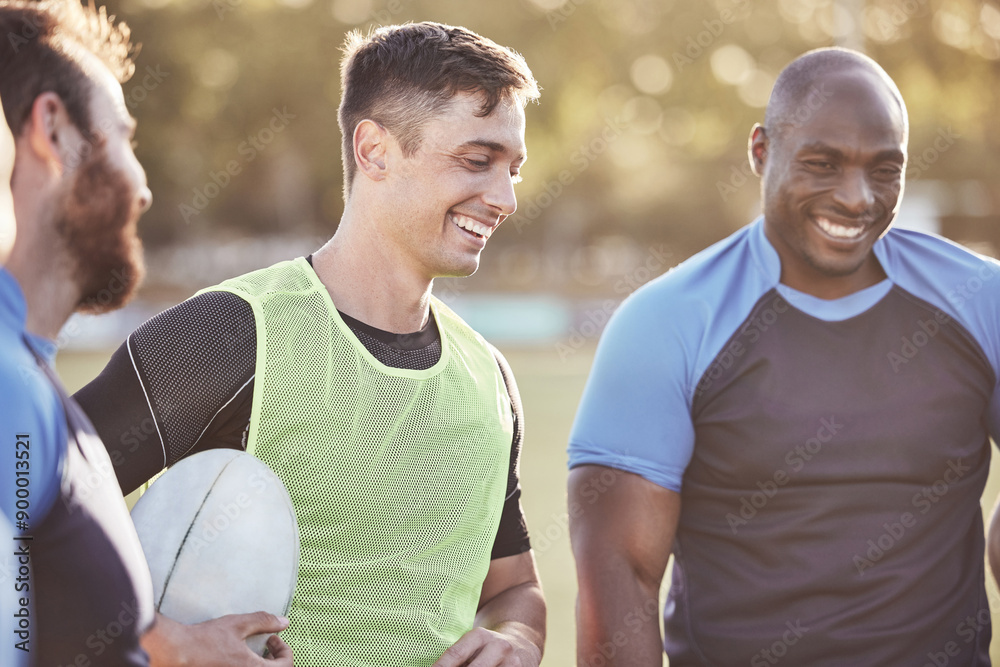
760, 70, 906, 295
57, 144, 145, 314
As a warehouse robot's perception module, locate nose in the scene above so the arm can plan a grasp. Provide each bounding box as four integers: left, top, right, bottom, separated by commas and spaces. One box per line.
137, 183, 152, 213
832, 166, 875, 216
133, 160, 152, 213
484, 169, 517, 217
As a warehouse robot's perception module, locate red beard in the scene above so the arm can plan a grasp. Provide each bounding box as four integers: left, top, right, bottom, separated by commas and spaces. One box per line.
56, 146, 145, 315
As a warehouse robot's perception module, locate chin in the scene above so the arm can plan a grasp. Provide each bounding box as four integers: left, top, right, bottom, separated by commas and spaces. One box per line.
435, 254, 481, 279
805, 251, 871, 279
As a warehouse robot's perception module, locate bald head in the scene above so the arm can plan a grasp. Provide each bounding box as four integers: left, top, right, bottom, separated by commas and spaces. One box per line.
764, 47, 907, 144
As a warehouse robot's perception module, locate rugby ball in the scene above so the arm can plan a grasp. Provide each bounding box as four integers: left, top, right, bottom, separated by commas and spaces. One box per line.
130, 449, 299, 655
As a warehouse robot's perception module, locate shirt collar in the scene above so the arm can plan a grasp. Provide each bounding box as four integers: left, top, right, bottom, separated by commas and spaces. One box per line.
0, 268, 58, 365
748, 215, 895, 290
0, 267, 27, 333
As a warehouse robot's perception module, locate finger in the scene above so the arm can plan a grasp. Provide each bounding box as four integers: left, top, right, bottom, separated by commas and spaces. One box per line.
265, 634, 293, 663
228, 611, 291, 638
432, 631, 487, 667
465, 640, 510, 667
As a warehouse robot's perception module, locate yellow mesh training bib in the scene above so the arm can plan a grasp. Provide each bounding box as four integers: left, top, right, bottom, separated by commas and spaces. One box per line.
199, 258, 513, 666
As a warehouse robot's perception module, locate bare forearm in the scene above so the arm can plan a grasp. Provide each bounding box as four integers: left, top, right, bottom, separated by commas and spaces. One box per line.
575, 561, 663, 667
475, 580, 546, 663
568, 466, 678, 667
989, 503, 1000, 583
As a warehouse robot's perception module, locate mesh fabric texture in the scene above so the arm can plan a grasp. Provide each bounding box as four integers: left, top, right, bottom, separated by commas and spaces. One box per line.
200, 259, 513, 666
129, 291, 256, 465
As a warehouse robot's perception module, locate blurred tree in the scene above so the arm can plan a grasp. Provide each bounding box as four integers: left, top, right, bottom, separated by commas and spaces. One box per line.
105, 0, 1000, 292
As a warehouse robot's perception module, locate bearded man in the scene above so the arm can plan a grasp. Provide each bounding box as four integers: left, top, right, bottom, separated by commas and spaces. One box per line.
0, 1, 291, 664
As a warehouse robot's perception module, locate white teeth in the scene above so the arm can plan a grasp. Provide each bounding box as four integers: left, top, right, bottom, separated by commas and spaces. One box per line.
451, 214, 492, 239
816, 217, 864, 240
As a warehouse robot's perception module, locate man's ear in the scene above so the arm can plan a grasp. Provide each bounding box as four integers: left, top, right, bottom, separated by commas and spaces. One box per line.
748, 123, 768, 178
23, 92, 87, 176
353, 119, 390, 183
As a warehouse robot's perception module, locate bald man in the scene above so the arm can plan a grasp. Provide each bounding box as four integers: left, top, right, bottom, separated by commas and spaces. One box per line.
569, 47, 999, 665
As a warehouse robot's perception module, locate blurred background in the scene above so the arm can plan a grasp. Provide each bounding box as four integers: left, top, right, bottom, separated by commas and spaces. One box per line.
53, 0, 1000, 663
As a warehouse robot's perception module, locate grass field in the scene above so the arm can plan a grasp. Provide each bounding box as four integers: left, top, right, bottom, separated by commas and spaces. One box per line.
57, 345, 1000, 665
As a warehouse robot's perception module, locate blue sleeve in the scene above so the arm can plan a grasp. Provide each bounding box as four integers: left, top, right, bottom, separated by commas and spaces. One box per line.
0, 360, 65, 531
568, 285, 696, 493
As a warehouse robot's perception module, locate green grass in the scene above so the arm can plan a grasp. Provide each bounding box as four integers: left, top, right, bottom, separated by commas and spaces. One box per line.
57, 346, 1000, 666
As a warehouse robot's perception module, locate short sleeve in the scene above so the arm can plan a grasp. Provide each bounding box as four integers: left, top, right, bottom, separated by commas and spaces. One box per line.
568, 286, 696, 493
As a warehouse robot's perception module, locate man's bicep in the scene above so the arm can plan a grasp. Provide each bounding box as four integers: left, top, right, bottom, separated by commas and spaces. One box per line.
74, 290, 258, 495
568, 289, 696, 491
479, 550, 540, 609
568, 465, 679, 588
75, 341, 165, 495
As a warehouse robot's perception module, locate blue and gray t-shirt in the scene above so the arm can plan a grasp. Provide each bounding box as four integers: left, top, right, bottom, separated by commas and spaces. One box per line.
570, 217, 1000, 665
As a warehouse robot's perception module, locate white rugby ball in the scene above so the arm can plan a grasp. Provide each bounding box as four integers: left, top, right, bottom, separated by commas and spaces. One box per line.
130, 449, 299, 656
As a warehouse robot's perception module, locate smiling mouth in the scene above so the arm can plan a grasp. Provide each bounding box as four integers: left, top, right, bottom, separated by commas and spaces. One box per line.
815, 216, 866, 241
451, 213, 494, 240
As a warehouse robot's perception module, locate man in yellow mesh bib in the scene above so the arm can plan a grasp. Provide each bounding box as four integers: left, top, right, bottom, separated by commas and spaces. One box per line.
74, 21, 546, 667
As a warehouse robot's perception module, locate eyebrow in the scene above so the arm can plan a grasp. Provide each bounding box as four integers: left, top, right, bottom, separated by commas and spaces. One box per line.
798, 142, 904, 164
798, 142, 843, 159
458, 139, 526, 162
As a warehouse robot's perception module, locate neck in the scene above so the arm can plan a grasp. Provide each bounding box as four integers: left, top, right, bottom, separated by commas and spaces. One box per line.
312, 203, 434, 333
779, 256, 886, 300
6, 218, 79, 341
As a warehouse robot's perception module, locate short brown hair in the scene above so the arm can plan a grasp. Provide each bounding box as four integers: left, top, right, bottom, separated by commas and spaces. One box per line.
0, 0, 137, 140
338, 22, 539, 200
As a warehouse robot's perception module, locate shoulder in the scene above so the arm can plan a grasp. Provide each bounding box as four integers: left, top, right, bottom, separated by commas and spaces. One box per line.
879, 226, 1000, 279
604, 222, 769, 355
0, 349, 65, 523
878, 227, 1000, 317
0, 341, 63, 438
130, 290, 257, 356
213, 258, 315, 299
879, 226, 1000, 376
